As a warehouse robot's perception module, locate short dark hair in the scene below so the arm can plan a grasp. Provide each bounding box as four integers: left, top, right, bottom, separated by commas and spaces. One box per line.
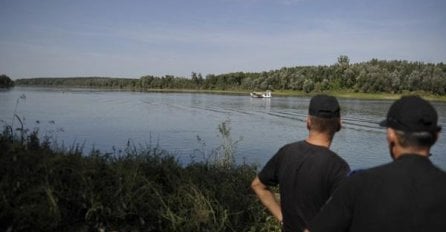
394, 130, 437, 148
310, 116, 341, 136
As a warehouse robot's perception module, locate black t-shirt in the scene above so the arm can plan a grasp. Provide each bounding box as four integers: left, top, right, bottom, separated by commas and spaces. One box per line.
258, 141, 350, 232
310, 154, 446, 232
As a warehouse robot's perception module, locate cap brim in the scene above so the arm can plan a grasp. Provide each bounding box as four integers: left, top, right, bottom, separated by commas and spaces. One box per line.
379, 120, 388, 127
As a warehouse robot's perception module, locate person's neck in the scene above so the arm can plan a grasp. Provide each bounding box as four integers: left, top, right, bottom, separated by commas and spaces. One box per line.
393, 146, 430, 159
306, 131, 333, 148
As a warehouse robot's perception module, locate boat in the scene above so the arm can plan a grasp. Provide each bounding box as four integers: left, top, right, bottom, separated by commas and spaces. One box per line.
250, 90, 272, 98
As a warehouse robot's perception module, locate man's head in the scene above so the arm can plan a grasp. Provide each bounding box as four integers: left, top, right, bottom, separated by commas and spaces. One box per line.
307, 95, 341, 136
379, 95, 441, 158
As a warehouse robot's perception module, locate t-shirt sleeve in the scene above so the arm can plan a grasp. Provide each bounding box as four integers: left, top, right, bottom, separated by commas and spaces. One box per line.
329, 160, 351, 195
258, 148, 283, 186
310, 175, 358, 232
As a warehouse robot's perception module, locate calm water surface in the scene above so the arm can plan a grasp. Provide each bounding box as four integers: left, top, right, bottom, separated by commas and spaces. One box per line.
1, 87, 446, 170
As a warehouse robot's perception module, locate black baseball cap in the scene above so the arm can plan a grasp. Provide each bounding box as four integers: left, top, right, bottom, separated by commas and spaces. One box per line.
379, 95, 441, 133
309, 94, 340, 118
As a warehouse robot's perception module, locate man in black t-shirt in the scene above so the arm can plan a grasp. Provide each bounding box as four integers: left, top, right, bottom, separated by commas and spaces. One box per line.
251, 94, 350, 232
309, 96, 446, 232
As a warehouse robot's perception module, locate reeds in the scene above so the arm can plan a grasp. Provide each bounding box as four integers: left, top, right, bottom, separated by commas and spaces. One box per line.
0, 124, 280, 231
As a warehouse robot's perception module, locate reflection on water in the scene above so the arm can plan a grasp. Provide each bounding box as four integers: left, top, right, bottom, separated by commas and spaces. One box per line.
1, 87, 445, 170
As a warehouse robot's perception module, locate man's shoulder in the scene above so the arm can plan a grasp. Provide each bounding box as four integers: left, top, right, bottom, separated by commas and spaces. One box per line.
343, 159, 440, 188
276, 140, 308, 154
278, 141, 331, 156
326, 150, 348, 164
356, 156, 446, 178
348, 162, 394, 180
284, 141, 349, 168
281, 140, 335, 153
312, 144, 348, 167
281, 140, 306, 148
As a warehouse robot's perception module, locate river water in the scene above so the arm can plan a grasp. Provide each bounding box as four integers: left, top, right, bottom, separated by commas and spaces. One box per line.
1, 87, 445, 170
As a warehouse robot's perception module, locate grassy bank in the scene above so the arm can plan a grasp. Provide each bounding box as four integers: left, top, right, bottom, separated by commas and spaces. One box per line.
0, 126, 280, 231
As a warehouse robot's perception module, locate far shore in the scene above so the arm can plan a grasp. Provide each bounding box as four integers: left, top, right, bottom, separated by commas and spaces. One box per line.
11, 85, 446, 102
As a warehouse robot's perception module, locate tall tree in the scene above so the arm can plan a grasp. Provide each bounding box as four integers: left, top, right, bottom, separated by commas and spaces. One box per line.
0, 74, 14, 88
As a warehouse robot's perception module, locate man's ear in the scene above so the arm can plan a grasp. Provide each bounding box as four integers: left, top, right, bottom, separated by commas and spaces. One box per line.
387, 128, 397, 144
434, 131, 440, 143
337, 118, 342, 132
307, 116, 311, 130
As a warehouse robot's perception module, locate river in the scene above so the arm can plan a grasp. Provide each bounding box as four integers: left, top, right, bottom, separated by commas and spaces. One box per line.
1, 87, 445, 170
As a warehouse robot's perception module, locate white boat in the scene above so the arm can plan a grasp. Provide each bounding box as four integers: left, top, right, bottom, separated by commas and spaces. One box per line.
250, 90, 271, 98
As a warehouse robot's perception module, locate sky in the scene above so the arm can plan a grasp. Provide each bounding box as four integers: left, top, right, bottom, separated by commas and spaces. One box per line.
0, 0, 445, 79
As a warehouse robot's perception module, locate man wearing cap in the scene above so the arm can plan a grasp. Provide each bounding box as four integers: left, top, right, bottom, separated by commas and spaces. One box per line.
251, 94, 350, 232
308, 95, 446, 232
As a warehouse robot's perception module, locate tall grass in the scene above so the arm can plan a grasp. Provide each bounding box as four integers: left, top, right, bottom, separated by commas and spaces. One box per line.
0, 121, 280, 231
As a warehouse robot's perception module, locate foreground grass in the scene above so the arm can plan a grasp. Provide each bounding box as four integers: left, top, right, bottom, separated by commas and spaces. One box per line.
0, 127, 280, 232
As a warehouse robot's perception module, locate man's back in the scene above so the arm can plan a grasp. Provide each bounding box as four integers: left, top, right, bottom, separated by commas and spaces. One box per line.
259, 141, 349, 231
251, 94, 346, 232
311, 154, 446, 232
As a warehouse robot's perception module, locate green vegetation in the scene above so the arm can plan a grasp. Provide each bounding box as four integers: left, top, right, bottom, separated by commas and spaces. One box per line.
14, 56, 446, 96
0, 74, 14, 88
0, 122, 281, 231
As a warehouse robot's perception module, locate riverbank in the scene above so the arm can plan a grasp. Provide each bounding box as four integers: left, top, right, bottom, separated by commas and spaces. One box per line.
246, 89, 446, 101
123, 88, 446, 102
13, 85, 446, 102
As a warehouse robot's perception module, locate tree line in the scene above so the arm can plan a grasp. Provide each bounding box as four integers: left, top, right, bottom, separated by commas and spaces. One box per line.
12, 56, 446, 95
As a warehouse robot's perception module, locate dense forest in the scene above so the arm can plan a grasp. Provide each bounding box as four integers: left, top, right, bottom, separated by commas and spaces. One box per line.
13, 56, 446, 95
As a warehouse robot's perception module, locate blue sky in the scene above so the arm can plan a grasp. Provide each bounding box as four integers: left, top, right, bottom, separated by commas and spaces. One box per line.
1, 0, 445, 79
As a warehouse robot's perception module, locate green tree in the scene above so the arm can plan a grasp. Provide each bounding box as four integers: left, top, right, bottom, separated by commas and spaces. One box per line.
342, 68, 356, 89
303, 79, 315, 93
0, 74, 14, 88
390, 70, 401, 93
337, 55, 350, 67
191, 72, 203, 87
431, 67, 446, 95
